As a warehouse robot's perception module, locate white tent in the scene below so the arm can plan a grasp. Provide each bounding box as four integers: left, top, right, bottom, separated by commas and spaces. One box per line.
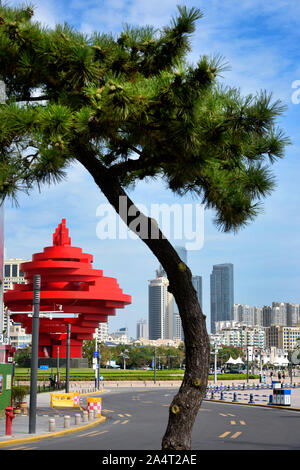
225, 356, 244, 365
225, 356, 236, 364
234, 357, 244, 364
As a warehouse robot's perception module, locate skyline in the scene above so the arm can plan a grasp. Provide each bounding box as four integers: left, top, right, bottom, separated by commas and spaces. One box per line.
3, 0, 300, 337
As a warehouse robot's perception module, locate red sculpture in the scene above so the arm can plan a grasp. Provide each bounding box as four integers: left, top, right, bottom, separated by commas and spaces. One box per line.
4, 219, 131, 358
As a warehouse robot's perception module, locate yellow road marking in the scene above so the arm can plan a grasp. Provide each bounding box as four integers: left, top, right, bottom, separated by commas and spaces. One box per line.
219, 413, 227, 417
230, 432, 242, 439
240, 420, 246, 425
103, 409, 114, 413
90, 430, 109, 436
113, 420, 120, 424
118, 414, 124, 417
121, 420, 129, 424
79, 430, 100, 437
9, 446, 29, 450
230, 420, 236, 425
219, 431, 231, 438
228, 413, 235, 417
125, 414, 131, 417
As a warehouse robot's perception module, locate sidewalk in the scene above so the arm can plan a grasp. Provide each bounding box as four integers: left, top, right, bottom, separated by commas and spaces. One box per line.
0, 389, 107, 447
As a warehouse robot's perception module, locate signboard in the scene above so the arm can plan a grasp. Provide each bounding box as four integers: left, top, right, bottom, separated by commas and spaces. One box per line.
94, 351, 99, 358
40, 365, 49, 370
6, 374, 11, 390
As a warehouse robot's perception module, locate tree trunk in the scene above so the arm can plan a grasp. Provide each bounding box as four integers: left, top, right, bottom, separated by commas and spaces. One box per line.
76, 150, 210, 450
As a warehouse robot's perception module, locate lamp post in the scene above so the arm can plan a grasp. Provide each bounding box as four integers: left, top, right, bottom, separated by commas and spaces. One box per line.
246, 347, 249, 384
214, 347, 218, 385
65, 323, 71, 393
120, 349, 129, 370
29, 274, 41, 434
153, 346, 156, 384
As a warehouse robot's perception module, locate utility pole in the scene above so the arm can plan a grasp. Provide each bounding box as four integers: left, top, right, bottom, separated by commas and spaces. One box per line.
154, 346, 156, 384
97, 340, 101, 389
29, 274, 41, 434
56, 346, 59, 388
214, 346, 218, 385
65, 323, 70, 393
246, 347, 249, 384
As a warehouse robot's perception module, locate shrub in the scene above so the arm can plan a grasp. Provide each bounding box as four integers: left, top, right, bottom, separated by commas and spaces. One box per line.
12, 385, 30, 407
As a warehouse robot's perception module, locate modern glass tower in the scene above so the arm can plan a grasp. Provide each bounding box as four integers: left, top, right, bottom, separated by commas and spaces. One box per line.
210, 263, 234, 334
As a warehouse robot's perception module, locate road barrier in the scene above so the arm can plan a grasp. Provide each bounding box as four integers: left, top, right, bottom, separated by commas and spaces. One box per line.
87, 397, 102, 417
50, 392, 80, 408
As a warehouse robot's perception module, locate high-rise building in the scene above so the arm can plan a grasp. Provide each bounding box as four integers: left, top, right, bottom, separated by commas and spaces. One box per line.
210, 263, 234, 334
148, 275, 174, 340
136, 318, 148, 339
2, 257, 29, 342
263, 305, 272, 327
192, 275, 203, 310
233, 304, 263, 326
96, 321, 109, 343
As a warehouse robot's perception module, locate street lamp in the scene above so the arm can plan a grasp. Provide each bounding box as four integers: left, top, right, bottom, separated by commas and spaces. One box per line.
213, 346, 218, 385
120, 349, 129, 370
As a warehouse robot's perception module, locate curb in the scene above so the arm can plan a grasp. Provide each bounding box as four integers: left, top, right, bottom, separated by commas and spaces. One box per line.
0, 415, 106, 447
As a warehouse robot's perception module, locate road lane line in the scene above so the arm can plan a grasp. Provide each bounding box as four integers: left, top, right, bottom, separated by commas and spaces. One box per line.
219, 431, 231, 438
240, 420, 246, 425
230, 432, 242, 439
79, 430, 101, 437
121, 420, 129, 424
230, 420, 236, 425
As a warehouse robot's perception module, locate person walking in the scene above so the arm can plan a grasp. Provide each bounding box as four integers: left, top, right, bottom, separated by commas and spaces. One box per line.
278, 371, 281, 381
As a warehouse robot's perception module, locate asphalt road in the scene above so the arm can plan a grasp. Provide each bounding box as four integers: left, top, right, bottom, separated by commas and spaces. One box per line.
4, 387, 300, 452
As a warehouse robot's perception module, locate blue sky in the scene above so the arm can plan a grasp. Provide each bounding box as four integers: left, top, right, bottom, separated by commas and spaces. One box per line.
3, 0, 300, 336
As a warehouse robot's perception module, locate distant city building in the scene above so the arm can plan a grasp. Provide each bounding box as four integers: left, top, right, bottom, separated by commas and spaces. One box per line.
210, 263, 234, 334
233, 304, 263, 326
107, 327, 129, 344
192, 275, 203, 310
263, 305, 272, 327
266, 325, 300, 351
136, 318, 148, 340
209, 324, 266, 349
95, 321, 109, 343
173, 313, 184, 341
4, 258, 29, 293
9, 322, 31, 349
148, 275, 173, 340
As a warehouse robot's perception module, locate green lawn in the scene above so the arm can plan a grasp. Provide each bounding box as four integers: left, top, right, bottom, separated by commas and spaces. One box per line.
14, 368, 258, 382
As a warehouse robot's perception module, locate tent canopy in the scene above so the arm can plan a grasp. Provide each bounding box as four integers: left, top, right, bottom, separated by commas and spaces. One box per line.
225, 356, 244, 365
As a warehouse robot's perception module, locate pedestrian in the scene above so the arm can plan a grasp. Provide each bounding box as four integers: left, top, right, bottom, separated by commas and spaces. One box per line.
282, 371, 285, 380
278, 371, 281, 380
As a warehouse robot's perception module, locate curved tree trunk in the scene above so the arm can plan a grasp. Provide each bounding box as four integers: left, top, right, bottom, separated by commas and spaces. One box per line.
76, 149, 210, 450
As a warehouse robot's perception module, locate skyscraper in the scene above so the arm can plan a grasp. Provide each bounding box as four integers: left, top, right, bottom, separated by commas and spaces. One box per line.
136, 318, 148, 339
192, 275, 202, 310
210, 263, 234, 334
148, 275, 173, 340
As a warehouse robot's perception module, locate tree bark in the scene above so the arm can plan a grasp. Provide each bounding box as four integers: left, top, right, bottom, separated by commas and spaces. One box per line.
76, 148, 210, 450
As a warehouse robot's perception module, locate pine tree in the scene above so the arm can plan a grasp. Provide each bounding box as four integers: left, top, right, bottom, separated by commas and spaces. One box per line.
0, 4, 289, 449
